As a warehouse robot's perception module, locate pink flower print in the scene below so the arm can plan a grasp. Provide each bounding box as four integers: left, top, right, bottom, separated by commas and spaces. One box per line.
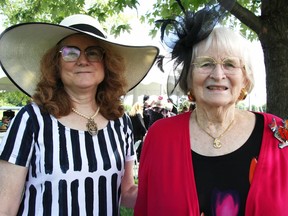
212, 189, 240, 216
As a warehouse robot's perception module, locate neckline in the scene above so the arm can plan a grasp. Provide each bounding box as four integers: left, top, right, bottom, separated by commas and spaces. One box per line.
52, 115, 109, 134
191, 112, 263, 158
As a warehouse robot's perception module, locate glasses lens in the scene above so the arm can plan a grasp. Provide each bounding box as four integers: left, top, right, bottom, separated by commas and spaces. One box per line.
85, 46, 105, 62
193, 57, 242, 74
60, 46, 80, 62
222, 57, 241, 72
193, 57, 216, 73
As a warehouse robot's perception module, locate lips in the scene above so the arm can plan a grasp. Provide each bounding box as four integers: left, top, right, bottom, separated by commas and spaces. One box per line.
207, 85, 228, 90
75, 71, 92, 74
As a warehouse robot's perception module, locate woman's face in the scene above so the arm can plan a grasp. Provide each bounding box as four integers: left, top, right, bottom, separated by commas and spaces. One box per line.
191, 44, 247, 109
59, 34, 105, 93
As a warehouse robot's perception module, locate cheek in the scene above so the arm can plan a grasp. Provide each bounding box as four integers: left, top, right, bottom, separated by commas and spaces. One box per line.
59, 62, 76, 81
60, 60, 72, 72
94, 63, 105, 79
191, 72, 206, 87
233, 75, 246, 88
191, 73, 207, 98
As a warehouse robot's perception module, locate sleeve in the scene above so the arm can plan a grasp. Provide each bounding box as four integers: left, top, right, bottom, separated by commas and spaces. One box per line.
0, 105, 37, 167
246, 113, 288, 215
135, 112, 200, 216
123, 113, 137, 162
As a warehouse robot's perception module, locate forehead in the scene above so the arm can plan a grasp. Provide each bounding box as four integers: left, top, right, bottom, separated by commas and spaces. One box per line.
193, 31, 244, 59
194, 41, 241, 59
60, 34, 101, 48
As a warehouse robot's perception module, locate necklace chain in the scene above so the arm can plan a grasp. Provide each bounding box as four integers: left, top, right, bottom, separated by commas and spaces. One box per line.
72, 107, 100, 136
195, 112, 234, 149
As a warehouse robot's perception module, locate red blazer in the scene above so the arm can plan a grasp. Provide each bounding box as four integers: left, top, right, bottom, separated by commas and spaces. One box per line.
134, 112, 288, 216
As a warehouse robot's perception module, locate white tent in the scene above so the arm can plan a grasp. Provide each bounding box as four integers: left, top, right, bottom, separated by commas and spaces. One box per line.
0, 76, 18, 92
0, 69, 18, 92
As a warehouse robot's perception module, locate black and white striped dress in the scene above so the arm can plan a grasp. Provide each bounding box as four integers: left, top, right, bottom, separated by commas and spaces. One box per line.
0, 103, 136, 216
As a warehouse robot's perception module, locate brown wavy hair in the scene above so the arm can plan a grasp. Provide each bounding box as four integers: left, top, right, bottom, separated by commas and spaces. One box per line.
32, 37, 127, 120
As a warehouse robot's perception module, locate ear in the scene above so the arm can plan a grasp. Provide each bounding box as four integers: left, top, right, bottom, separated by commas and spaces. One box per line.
242, 76, 249, 90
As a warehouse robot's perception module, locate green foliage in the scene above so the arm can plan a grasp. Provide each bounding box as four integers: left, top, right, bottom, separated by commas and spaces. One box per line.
0, 91, 31, 107
0, 0, 261, 40
120, 207, 133, 215
141, 0, 261, 40
0, 0, 139, 37
124, 103, 132, 113
0, 0, 86, 25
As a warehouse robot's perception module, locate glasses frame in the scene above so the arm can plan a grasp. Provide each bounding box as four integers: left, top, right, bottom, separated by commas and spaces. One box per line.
59, 45, 105, 62
191, 56, 244, 74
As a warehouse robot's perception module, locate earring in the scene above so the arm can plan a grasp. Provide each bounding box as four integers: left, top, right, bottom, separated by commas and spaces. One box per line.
187, 91, 195, 102
238, 88, 248, 101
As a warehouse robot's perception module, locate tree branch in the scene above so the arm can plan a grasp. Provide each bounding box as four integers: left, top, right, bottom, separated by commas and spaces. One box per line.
220, 1, 263, 35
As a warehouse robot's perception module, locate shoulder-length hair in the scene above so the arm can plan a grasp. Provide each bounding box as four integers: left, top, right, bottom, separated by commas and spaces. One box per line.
32, 37, 127, 120
129, 101, 143, 117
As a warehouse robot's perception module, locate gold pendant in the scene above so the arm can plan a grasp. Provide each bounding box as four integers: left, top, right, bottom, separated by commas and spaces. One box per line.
86, 118, 98, 136
213, 138, 222, 149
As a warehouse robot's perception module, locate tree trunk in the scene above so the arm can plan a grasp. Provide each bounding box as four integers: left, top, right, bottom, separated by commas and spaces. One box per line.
261, 42, 288, 118
259, 0, 288, 118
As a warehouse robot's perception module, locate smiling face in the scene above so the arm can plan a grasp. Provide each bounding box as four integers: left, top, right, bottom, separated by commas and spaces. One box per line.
186, 27, 254, 109
191, 47, 246, 108
59, 34, 105, 94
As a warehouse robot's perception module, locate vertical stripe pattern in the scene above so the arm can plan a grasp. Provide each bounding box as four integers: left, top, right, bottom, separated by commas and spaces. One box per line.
0, 103, 136, 215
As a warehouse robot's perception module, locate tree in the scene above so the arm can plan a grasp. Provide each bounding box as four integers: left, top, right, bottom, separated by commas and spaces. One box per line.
0, 0, 139, 36
0, 0, 287, 118
0, 91, 31, 106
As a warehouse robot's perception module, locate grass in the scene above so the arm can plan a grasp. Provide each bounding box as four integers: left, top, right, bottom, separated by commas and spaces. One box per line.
120, 207, 133, 215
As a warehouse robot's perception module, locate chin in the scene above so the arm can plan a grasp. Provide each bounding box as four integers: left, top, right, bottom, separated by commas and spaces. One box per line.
206, 100, 232, 107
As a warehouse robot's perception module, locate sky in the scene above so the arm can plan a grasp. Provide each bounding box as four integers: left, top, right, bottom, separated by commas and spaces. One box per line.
0, 1, 267, 106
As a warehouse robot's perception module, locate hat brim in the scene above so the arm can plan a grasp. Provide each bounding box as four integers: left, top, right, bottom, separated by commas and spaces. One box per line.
0, 23, 159, 96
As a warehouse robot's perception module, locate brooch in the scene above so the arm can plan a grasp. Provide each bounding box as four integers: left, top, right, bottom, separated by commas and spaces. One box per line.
269, 118, 288, 149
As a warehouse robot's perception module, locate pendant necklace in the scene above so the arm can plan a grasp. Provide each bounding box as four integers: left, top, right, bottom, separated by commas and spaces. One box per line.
72, 107, 100, 136
195, 113, 234, 149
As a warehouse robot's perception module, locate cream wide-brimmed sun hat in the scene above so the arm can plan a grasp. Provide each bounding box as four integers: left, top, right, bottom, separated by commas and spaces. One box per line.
0, 14, 159, 96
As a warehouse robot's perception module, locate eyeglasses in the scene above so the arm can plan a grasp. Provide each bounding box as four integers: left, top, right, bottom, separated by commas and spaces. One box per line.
59, 46, 105, 62
191, 56, 243, 74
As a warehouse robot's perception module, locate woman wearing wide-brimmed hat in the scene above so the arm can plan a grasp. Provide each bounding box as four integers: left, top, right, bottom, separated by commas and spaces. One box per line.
0, 14, 159, 215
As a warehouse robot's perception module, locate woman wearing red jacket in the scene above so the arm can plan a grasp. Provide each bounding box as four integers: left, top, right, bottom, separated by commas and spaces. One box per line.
135, 1, 288, 215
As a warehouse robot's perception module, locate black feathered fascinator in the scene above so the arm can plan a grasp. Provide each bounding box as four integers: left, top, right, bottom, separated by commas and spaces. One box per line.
156, 0, 235, 96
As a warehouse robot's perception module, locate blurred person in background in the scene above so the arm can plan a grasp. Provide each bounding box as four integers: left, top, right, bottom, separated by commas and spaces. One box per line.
128, 101, 147, 161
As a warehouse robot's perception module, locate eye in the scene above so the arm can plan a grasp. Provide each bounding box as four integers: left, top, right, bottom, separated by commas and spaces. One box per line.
67, 50, 79, 57
223, 59, 239, 69
197, 60, 215, 68
86, 49, 101, 57
85, 47, 105, 60
60, 46, 80, 61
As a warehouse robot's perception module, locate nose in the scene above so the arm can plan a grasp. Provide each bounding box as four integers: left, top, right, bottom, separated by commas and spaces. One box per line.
209, 64, 226, 80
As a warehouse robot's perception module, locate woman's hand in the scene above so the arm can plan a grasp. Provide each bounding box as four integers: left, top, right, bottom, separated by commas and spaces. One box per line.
120, 160, 138, 208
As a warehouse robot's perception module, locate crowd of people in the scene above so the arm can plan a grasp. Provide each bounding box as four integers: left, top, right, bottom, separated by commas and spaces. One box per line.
1, 0, 288, 215
128, 94, 193, 161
